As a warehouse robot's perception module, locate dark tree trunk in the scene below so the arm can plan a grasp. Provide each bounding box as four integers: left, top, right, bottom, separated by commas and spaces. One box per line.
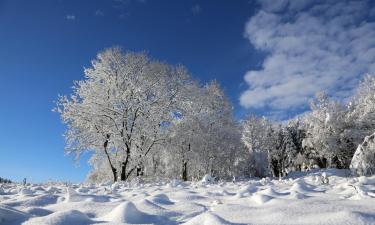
103, 135, 117, 182
136, 163, 144, 176
120, 162, 126, 181
271, 159, 280, 177
317, 157, 327, 168
120, 147, 131, 181
181, 143, 190, 181
182, 160, 188, 181
112, 168, 118, 182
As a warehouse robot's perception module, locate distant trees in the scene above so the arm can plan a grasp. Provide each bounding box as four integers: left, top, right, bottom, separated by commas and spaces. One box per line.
242, 74, 375, 177
241, 115, 274, 177
303, 92, 351, 168
163, 81, 244, 180
0, 177, 12, 183
242, 116, 304, 178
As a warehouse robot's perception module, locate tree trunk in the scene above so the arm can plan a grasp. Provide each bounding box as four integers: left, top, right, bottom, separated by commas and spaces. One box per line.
182, 160, 188, 181
120, 147, 131, 181
112, 168, 118, 182
136, 163, 144, 176
181, 143, 190, 181
120, 162, 126, 181
103, 135, 117, 182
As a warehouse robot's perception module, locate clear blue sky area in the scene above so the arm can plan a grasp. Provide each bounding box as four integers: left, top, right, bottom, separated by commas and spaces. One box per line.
0, 0, 262, 182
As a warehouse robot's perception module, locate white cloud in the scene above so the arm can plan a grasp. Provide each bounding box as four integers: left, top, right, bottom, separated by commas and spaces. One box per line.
192, 4, 201, 15
240, 0, 375, 113
95, 10, 104, 16
65, 14, 76, 20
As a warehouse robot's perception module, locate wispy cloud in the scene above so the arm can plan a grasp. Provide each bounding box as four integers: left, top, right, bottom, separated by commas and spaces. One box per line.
112, 0, 144, 19
191, 4, 201, 15
240, 0, 375, 116
65, 14, 75, 20
95, 10, 104, 16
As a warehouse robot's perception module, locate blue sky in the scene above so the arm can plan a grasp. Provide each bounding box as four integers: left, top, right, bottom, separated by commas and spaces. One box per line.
0, 0, 374, 182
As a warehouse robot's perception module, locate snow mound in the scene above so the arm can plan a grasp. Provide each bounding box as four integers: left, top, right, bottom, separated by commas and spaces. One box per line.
20, 188, 33, 196
250, 193, 274, 204
101, 201, 169, 224
172, 192, 207, 201
182, 212, 233, 225
76, 187, 89, 193
235, 184, 257, 198
22, 209, 92, 225
201, 174, 215, 184
45, 186, 59, 194
22, 194, 58, 207
136, 199, 166, 212
64, 187, 89, 202
135, 199, 180, 218
288, 191, 309, 199
258, 187, 288, 196
147, 194, 174, 205
290, 180, 317, 193
358, 176, 375, 185
166, 179, 184, 188
0, 205, 29, 224
25, 207, 53, 217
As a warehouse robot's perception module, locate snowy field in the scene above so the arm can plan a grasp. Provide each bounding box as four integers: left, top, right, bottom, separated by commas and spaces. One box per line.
1, 169, 375, 225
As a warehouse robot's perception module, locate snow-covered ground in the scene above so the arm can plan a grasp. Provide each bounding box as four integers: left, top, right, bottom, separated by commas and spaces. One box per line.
1, 169, 375, 225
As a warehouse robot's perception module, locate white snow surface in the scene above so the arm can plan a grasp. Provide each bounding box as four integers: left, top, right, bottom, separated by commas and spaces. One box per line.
1, 169, 375, 225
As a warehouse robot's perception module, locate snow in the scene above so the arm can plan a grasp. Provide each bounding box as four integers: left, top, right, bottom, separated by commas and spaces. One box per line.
1, 169, 375, 225
200, 174, 215, 184
350, 133, 375, 176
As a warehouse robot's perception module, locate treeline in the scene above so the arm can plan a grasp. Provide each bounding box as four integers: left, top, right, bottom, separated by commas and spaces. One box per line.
243, 75, 375, 178
56, 47, 375, 183
0, 177, 12, 183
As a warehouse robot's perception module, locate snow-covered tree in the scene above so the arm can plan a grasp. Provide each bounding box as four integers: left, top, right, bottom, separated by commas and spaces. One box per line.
350, 132, 375, 176
163, 81, 244, 180
348, 75, 375, 144
56, 47, 191, 182
241, 115, 275, 177
303, 92, 353, 168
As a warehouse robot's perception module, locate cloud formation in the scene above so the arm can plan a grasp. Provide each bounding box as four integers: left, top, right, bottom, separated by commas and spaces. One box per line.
240, 0, 375, 114
65, 14, 76, 20
95, 10, 104, 16
192, 4, 201, 15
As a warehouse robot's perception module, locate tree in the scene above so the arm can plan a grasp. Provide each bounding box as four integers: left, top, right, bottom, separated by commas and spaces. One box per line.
242, 115, 275, 177
164, 81, 244, 180
56, 47, 191, 182
348, 75, 375, 145
0, 177, 12, 183
350, 132, 375, 176
303, 92, 352, 168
